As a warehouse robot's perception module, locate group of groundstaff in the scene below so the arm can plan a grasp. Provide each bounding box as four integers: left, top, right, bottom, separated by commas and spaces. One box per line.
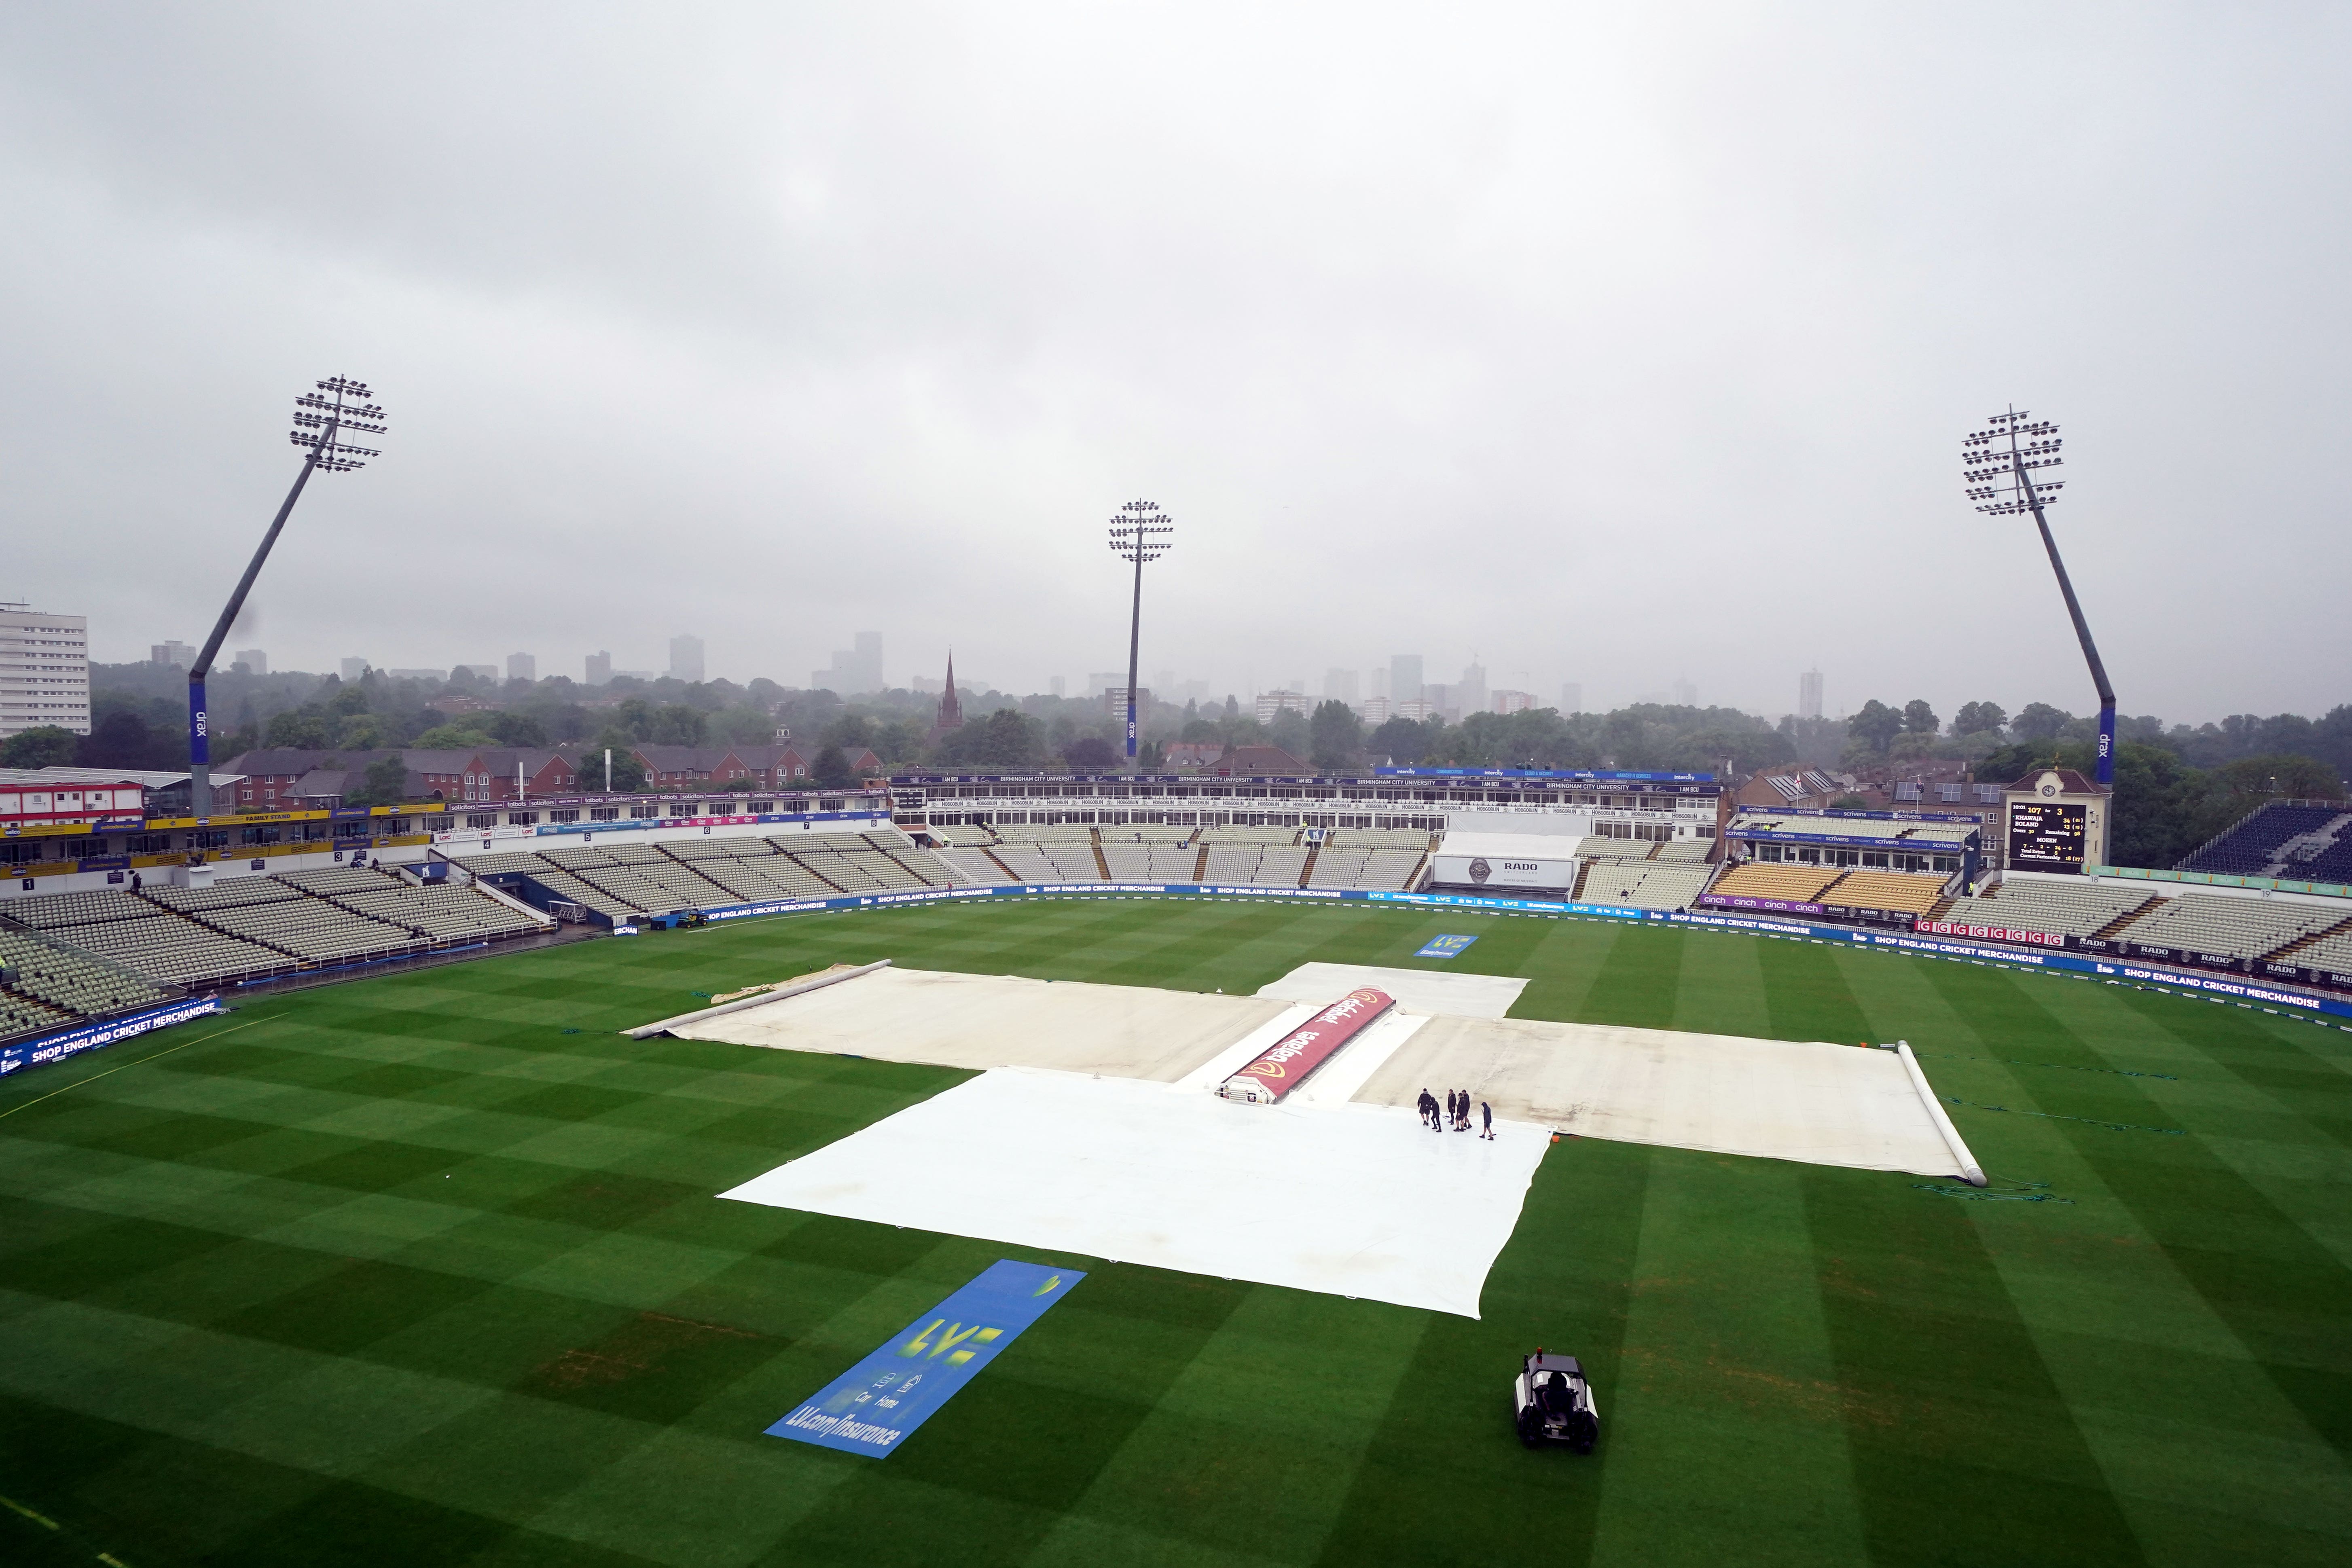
1418, 1087, 1493, 1139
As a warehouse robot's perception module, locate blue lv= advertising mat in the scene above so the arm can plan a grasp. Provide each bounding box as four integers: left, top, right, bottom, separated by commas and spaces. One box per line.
768, 1259, 1085, 1456
1415, 933, 1479, 959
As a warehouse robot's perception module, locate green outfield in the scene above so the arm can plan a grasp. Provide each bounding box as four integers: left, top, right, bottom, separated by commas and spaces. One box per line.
1, 896, 2345, 1567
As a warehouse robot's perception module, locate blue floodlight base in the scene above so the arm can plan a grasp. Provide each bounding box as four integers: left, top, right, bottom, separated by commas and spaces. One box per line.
1126, 708, 1138, 758
2096, 703, 2116, 786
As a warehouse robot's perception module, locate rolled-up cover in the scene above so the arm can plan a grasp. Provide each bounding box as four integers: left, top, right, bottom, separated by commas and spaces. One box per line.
1217, 988, 1395, 1104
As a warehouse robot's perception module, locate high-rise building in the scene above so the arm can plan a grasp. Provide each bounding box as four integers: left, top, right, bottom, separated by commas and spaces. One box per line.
1355, 696, 1392, 725
1253, 690, 1309, 725
586, 651, 612, 684
668, 634, 705, 683
1050, 675, 1067, 698
1492, 690, 1535, 714
341, 657, 370, 683
507, 652, 536, 683
1458, 659, 1488, 715
1, 605, 90, 738
1559, 681, 1583, 714
1799, 669, 1823, 719
813, 633, 884, 695
1672, 677, 1697, 707
232, 648, 268, 675
150, 639, 196, 668
1324, 668, 1359, 702
1389, 654, 1423, 704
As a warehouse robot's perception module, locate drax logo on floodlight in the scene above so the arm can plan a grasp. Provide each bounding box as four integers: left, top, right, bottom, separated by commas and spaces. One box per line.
1106, 499, 1175, 762
1962, 405, 2115, 785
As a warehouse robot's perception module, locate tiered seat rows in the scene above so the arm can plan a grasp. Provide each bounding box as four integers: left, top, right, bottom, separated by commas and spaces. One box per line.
0, 927, 176, 1019
2113, 892, 2345, 960
1940, 880, 2153, 939
1827, 870, 1946, 916
1577, 861, 1713, 911
1709, 863, 1845, 904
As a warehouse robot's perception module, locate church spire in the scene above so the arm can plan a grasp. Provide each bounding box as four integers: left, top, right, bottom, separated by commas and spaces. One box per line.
935, 650, 963, 732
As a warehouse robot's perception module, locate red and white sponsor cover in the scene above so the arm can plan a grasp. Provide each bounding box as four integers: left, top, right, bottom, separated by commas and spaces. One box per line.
1914, 918, 2065, 948
1217, 988, 1396, 1103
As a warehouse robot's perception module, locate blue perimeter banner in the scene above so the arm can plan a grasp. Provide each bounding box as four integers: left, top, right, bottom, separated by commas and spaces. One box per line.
1416, 934, 1479, 959
769, 1259, 1084, 1456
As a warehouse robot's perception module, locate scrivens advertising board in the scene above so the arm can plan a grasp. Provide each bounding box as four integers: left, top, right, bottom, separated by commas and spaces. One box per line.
1217, 988, 1395, 1103
2007, 800, 2087, 872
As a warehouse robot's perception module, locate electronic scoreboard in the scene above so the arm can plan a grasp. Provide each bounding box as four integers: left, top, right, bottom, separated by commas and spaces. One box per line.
2007, 800, 2087, 872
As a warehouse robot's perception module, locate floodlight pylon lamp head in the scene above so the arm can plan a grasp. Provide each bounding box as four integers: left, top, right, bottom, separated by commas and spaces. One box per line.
288, 375, 388, 473
1962, 405, 2061, 518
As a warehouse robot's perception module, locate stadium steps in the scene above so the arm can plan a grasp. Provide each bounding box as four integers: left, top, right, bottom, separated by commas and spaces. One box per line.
2260, 913, 2352, 963
1297, 844, 1321, 886
982, 848, 1025, 881
1091, 835, 1111, 880
2090, 897, 2163, 941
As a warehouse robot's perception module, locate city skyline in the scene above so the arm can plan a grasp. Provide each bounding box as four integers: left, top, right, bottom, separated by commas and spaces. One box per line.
3, 11, 2346, 728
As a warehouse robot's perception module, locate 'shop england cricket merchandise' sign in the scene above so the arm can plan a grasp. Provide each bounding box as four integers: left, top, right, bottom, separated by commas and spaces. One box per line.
768, 1259, 1084, 1457
1217, 987, 1396, 1104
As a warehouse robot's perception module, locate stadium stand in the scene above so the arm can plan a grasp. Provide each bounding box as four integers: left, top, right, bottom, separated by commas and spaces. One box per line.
2286, 927, 2352, 976
936, 848, 1020, 885
1305, 848, 1371, 887
519, 868, 641, 921
988, 844, 1064, 882
1826, 870, 1948, 917
1355, 849, 1427, 891
568, 857, 732, 915
1654, 840, 1716, 863
1576, 860, 1713, 911
690, 854, 838, 902
2177, 802, 2350, 878
2109, 891, 2347, 961
1253, 846, 1310, 887
0, 926, 177, 1020
443, 850, 554, 878
144, 878, 306, 914
1938, 878, 2157, 940
1708, 864, 1845, 904
0, 987, 66, 1037
4, 887, 160, 931
324, 878, 549, 944
199, 896, 422, 963
1577, 837, 1658, 861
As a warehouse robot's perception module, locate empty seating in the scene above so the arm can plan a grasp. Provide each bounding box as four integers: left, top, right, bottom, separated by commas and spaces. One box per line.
1827, 870, 1947, 916
201, 897, 421, 963
935, 848, 1020, 885
1941, 879, 2156, 939
145, 878, 304, 914
444, 850, 555, 878
2179, 803, 2345, 877
1577, 861, 1713, 911
5, 887, 159, 930
2288, 927, 2352, 975
0, 928, 176, 1019
2111, 892, 2345, 961
1709, 863, 1844, 904
323, 879, 549, 942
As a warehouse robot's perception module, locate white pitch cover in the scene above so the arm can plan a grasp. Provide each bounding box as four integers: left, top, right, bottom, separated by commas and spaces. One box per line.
720, 1066, 1549, 1318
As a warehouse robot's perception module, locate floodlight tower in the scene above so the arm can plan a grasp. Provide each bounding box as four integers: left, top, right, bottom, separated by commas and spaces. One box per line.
187, 378, 387, 821
1107, 500, 1174, 763
1963, 407, 2115, 785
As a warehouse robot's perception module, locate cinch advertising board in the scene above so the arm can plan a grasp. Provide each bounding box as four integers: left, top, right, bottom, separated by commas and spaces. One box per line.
768, 1259, 1083, 1456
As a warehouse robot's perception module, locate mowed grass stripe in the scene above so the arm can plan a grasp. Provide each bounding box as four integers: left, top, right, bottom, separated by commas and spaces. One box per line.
2, 898, 2348, 1566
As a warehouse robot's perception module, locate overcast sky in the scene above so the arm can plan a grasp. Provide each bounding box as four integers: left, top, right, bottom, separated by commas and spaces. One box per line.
3, 4, 2346, 724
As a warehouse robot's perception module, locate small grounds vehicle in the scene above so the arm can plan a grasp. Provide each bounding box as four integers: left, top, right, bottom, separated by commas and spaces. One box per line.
1514, 1349, 1600, 1452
